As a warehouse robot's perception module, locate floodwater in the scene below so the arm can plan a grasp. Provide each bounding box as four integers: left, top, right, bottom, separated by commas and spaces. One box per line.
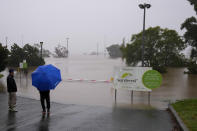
1, 55, 197, 110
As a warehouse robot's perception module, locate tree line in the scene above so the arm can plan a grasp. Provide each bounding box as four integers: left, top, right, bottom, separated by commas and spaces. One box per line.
0, 43, 45, 72
0, 43, 68, 73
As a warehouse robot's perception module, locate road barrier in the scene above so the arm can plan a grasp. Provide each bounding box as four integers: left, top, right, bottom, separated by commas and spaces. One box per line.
63, 78, 112, 83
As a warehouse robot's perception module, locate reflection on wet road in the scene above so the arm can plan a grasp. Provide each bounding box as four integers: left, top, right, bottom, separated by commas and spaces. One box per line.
0, 94, 174, 131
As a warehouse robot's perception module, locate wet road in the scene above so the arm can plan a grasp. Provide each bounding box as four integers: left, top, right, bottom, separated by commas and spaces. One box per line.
0, 93, 174, 131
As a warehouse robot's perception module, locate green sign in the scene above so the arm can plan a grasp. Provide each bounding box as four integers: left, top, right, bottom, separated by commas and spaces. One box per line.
23, 62, 28, 69
142, 70, 162, 89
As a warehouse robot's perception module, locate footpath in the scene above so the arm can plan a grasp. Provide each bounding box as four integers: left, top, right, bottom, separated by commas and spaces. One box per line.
0, 93, 174, 131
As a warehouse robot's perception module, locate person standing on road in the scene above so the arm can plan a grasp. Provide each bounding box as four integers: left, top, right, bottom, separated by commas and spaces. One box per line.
7, 69, 17, 112
39, 90, 50, 115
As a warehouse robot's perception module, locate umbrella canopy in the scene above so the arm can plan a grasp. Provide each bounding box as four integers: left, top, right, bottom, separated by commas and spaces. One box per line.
31, 64, 62, 91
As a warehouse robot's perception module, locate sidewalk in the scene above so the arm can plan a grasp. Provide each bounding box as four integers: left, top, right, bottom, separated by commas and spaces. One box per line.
0, 93, 174, 131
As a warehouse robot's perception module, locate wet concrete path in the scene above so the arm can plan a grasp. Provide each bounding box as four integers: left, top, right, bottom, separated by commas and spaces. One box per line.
0, 93, 174, 131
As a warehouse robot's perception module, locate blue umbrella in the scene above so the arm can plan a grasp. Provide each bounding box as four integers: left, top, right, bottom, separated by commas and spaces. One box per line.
31, 64, 62, 91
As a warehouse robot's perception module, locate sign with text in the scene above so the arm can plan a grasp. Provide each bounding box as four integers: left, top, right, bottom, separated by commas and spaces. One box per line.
113, 67, 152, 92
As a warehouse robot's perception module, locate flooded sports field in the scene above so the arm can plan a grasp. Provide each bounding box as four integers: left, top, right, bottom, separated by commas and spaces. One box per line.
1, 55, 197, 110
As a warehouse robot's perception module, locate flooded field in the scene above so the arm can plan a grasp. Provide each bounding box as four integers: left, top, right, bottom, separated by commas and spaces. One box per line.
1, 55, 197, 110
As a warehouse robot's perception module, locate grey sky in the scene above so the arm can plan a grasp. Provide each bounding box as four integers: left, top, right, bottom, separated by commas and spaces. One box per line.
0, 0, 195, 54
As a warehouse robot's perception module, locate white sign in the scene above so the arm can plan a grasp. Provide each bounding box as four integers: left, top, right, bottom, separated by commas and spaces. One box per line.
19, 62, 23, 69
113, 66, 152, 92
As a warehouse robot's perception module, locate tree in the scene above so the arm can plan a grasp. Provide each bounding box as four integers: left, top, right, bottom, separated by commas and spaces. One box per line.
187, 0, 197, 13
121, 26, 186, 73
0, 43, 9, 72
181, 0, 197, 74
23, 44, 45, 66
8, 43, 25, 67
54, 44, 68, 57
8, 43, 45, 67
34, 44, 51, 57
106, 44, 122, 58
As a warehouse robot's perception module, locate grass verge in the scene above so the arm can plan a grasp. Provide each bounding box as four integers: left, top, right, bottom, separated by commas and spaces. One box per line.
172, 99, 197, 131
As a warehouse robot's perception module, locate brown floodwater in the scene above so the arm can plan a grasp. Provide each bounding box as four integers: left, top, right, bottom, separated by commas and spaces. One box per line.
1, 55, 197, 110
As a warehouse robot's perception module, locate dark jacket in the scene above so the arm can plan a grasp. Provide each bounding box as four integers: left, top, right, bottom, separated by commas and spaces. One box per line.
7, 74, 17, 92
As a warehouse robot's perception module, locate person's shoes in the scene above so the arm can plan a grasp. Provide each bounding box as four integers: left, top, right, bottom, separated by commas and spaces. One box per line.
47, 109, 50, 114
10, 108, 18, 112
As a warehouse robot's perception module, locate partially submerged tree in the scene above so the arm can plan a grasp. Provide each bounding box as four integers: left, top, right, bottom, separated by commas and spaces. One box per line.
8, 43, 25, 67
121, 26, 186, 73
34, 44, 51, 57
106, 44, 122, 58
23, 44, 45, 66
181, 0, 197, 74
0, 43, 9, 72
8, 43, 45, 67
54, 44, 68, 57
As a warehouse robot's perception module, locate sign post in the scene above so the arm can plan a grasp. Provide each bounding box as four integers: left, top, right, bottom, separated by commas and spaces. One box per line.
131, 91, 133, 104
19, 62, 23, 85
115, 89, 117, 103
113, 67, 162, 104
23, 60, 28, 87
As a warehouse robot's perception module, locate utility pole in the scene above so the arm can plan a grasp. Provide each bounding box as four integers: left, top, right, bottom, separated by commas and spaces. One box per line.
5, 37, 8, 48
103, 35, 106, 57
104, 44, 106, 57
66, 37, 69, 56
97, 43, 99, 56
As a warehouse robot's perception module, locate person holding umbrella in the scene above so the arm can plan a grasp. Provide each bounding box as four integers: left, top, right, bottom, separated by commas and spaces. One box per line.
31, 64, 62, 115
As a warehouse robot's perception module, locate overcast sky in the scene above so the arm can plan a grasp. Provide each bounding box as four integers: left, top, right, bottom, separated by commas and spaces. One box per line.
0, 0, 196, 54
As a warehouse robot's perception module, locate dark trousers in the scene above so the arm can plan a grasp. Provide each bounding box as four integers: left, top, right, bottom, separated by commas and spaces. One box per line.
39, 91, 50, 112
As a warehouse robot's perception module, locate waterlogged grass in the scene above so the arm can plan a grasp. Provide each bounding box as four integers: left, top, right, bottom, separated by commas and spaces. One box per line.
172, 99, 197, 131
0, 74, 3, 79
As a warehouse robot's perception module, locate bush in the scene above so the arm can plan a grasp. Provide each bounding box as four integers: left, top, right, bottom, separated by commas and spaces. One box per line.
186, 61, 197, 74
107, 44, 122, 58
121, 26, 186, 73
152, 65, 167, 73
0, 43, 9, 72
8, 43, 45, 67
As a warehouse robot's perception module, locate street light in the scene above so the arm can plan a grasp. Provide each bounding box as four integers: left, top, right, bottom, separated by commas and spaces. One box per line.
40, 42, 43, 58
139, 3, 151, 67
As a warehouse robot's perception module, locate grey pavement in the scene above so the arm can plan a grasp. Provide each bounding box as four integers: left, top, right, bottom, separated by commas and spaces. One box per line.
0, 93, 174, 131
